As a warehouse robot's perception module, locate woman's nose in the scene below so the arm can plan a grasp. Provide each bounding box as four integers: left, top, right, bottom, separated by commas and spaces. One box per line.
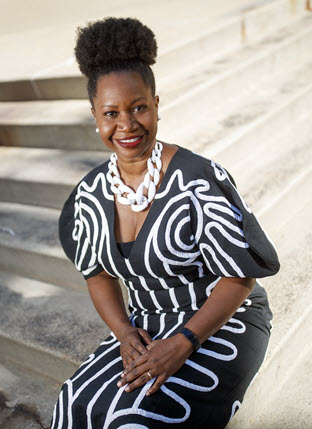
117, 114, 138, 132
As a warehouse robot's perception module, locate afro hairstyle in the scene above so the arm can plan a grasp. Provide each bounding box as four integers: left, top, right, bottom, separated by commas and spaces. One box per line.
74, 17, 158, 105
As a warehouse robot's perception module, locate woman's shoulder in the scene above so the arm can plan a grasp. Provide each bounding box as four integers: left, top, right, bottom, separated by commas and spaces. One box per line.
171, 145, 234, 185
69, 157, 111, 200
59, 157, 111, 217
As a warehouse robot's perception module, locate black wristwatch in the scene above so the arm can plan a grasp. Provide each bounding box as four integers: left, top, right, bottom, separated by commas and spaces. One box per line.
179, 327, 201, 352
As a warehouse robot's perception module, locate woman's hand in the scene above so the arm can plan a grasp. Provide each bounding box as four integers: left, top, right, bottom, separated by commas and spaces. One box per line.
117, 334, 194, 395
118, 326, 153, 369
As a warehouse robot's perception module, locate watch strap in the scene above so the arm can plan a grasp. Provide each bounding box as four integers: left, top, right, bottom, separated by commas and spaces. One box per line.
179, 327, 201, 352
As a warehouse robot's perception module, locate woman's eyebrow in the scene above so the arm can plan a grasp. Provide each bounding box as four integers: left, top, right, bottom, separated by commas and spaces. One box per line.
100, 97, 148, 109
130, 97, 148, 105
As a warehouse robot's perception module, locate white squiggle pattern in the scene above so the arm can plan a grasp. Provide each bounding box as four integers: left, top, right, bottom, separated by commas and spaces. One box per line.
146, 169, 253, 294
51, 300, 250, 428
71, 173, 119, 278
221, 318, 246, 334
229, 400, 241, 421
104, 382, 191, 428
199, 336, 237, 361
211, 160, 251, 214
56, 390, 63, 429
119, 423, 148, 429
51, 402, 57, 429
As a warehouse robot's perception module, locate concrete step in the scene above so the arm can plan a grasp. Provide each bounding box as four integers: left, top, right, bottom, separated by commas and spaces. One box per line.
0, 202, 84, 289
0, 99, 104, 151
158, 14, 312, 143
0, 270, 111, 377
229, 304, 312, 428
227, 172, 312, 427
0, 147, 109, 209
158, 13, 312, 111
1, 14, 311, 151
0, 0, 310, 102
0, 358, 61, 429
251, 346, 312, 428
222, 114, 312, 213
0, 0, 258, 100
156, 0, 311, 88
192, 62, 312, 164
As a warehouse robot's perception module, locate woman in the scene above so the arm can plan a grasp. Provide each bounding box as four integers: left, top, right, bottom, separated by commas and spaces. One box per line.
51, 17, 280, 429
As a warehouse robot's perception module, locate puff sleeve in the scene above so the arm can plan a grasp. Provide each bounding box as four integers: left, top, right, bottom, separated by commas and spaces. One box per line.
58, 184, 104, 280
193, 159, 280, 278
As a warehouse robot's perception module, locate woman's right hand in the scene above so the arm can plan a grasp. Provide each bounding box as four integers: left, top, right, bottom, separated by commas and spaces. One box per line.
118, 326, 152, 369
86, 272, 152, 368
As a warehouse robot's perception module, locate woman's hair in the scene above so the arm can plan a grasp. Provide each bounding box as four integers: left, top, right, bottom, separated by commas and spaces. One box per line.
74, 17, 158, 105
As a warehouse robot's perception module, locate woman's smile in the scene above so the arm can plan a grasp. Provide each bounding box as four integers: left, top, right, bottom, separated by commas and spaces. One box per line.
114, 134, 146, 148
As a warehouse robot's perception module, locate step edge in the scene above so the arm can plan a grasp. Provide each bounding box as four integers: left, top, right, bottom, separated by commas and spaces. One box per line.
0, 330, 80, 383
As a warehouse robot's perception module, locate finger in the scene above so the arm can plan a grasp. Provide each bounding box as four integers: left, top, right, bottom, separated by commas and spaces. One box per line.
121, 362, 152, 385
122, 353, 148, 376
124, 372, 154, 393
122, 355, 133, 369
146, 375, 167, 396
146, 339, 159, 351
130, 337, 148, 355
138, 329, 153, 345
122, 344, 141, 361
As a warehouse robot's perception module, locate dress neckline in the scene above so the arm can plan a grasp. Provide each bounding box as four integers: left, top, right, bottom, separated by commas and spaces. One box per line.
110, 145, 182, 260
116, 241, 135, 259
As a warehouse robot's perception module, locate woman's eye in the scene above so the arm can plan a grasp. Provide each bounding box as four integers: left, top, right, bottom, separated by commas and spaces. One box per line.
133, 105, 147, 112
104, 111, 118, 118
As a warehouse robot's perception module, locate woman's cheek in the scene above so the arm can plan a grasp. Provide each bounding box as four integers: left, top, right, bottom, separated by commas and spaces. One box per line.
99, 124, 116, 148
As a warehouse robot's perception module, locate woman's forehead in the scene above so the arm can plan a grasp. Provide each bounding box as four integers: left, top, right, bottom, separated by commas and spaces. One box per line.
95, 71, 151, 101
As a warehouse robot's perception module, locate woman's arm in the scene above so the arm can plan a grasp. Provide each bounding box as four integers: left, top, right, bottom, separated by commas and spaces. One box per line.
87, 271, 152, 367
182, 277, 255, 343
118, 277, 255, 395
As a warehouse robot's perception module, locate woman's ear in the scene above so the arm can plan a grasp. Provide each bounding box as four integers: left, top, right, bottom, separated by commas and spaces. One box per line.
154, 95, 159, 110
91, 107, 96, 118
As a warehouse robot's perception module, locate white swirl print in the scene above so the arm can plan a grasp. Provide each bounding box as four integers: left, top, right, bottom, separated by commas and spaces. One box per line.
51, 300, 250, 428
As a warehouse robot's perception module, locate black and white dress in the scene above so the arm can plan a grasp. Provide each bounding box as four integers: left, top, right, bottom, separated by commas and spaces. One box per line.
51, 146, 279, 429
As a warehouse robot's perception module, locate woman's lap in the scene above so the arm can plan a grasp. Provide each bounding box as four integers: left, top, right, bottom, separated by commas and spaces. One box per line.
51, 314, 270, 429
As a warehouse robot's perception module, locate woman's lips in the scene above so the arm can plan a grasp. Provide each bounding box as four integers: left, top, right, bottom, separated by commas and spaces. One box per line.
115, 135, 144, 148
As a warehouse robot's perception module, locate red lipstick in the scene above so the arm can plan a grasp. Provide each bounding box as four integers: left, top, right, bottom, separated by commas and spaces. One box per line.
115, 135, 144, 148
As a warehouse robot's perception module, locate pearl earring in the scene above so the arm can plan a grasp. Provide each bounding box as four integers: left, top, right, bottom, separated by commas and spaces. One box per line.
157, 115, 161, 121
96, 128, 99, 133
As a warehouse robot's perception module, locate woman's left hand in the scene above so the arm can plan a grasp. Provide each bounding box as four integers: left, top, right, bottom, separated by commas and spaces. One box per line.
117, 334, 194, 396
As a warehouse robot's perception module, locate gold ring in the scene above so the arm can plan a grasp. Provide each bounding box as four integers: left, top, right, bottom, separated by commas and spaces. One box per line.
147, 371, 153, 380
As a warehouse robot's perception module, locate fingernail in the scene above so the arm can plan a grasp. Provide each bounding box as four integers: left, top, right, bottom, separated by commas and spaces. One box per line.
121, 372, 125, 378
125, 386, 130, 392
146, 391, 150, 396
117, 381, 122, 387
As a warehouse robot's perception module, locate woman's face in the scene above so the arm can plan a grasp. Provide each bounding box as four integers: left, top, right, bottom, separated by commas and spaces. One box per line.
91, 71, 159, 161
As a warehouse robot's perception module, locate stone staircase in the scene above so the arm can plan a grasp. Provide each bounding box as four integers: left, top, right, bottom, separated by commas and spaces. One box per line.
0, 1, 311, 427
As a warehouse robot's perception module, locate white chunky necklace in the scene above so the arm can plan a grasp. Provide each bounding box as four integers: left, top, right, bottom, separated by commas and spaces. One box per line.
107, 141, 163, 212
